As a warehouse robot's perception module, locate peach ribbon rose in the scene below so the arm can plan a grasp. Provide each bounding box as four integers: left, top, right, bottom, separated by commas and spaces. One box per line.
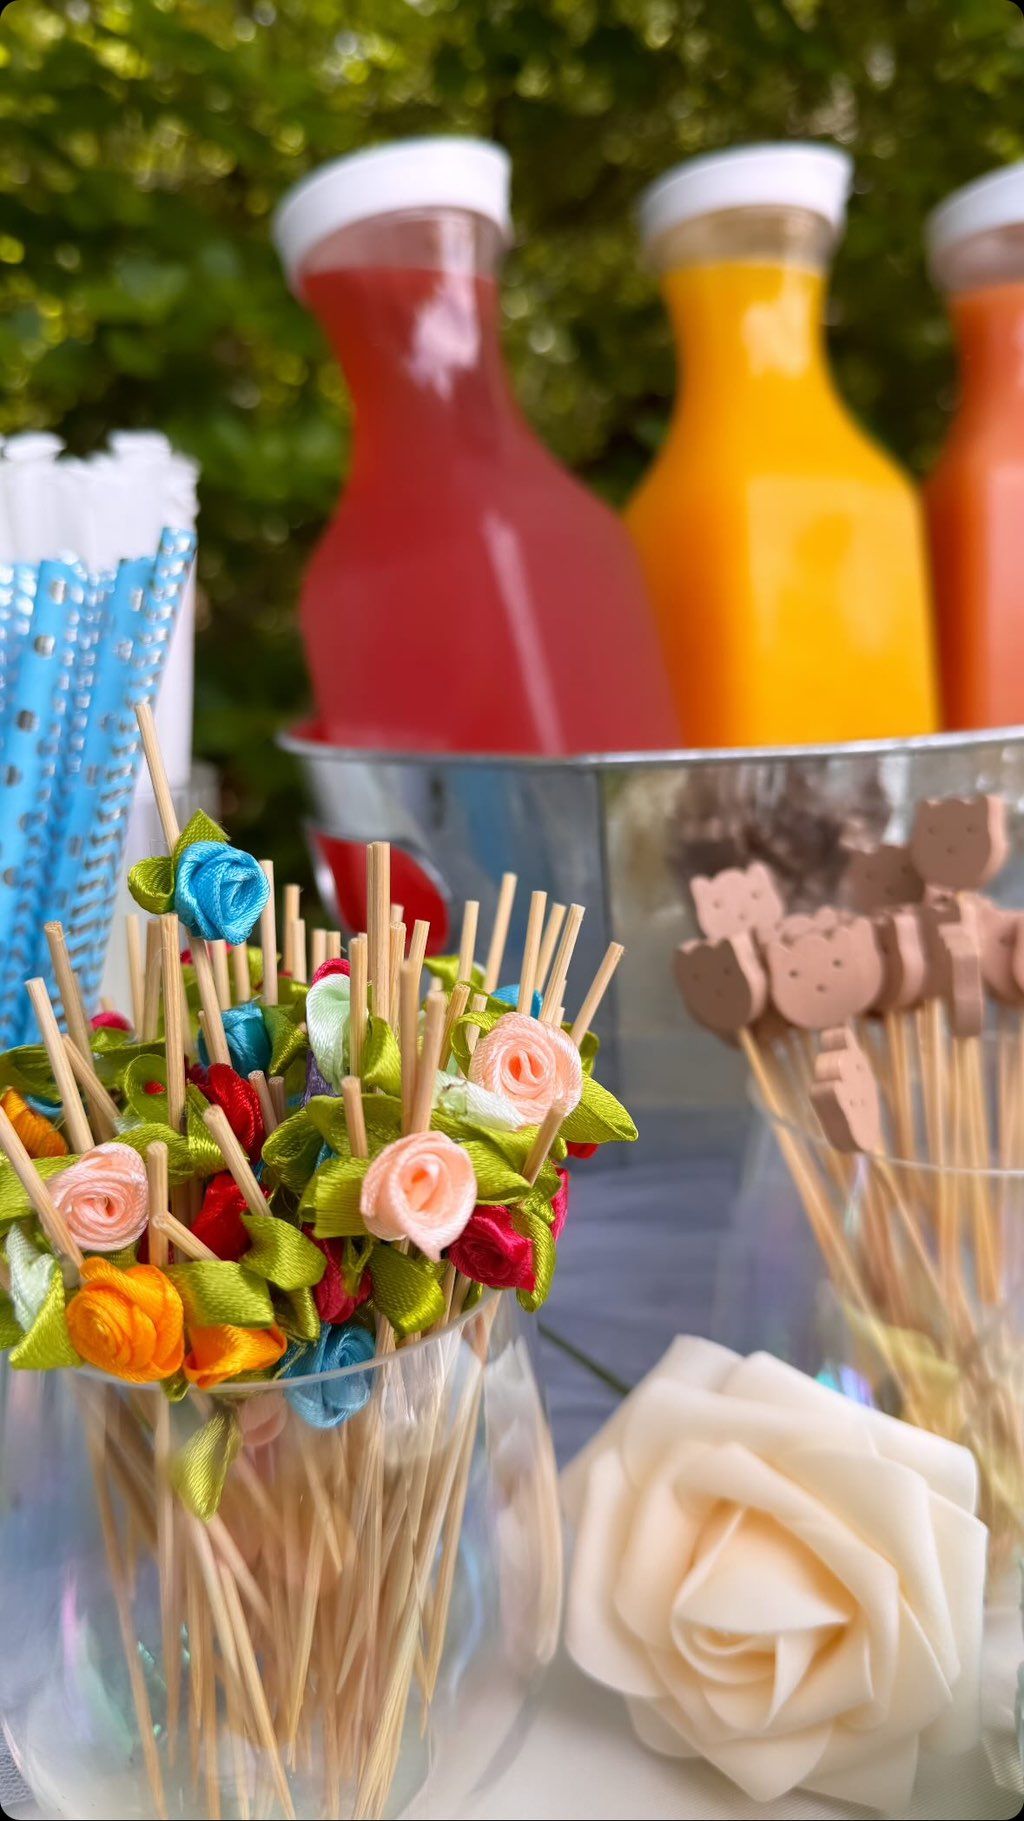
564, 1338, 986, 1812
66, 1258, 185, 1383
468, 1012, 583, 1127
360, 1131, 476, 1261
50, 1141, 149, 1253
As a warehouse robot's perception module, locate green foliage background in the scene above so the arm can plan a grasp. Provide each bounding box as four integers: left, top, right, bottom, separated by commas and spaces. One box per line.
2, 0, 1023, 887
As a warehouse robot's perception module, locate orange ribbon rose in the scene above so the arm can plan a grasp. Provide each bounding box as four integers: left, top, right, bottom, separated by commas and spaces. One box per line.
184, 1322, 287, 1390
66, 1258, 185, 1383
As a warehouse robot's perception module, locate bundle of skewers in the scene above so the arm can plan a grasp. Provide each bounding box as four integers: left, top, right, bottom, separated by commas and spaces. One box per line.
675, 791, 1024, 1575
0, 705, 635, 1821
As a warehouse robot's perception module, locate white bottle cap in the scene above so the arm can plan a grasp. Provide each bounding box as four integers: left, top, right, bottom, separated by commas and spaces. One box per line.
2, 431, 64, 463
273, 137, 512, 286
926, 163, 1024, 273
638, 143, 853, 250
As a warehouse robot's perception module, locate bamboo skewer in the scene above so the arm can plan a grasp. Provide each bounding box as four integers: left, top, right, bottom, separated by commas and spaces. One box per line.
539, 901, 585, 1025
483, 872, 517, 993
26, 977, 94, 1154
203, 1105, 273, 1220
290, 918, 307, 987
535, 901, 566, 997
62, 1037, 119, 1140
142, 918, 163, 1042
283, 885, 301, 976
231, 939, 252, 1004
348, 933, 368, 1077
571, 940, 624, 1045
136, 703, 231, 1068
517, 890, 547, 1013
210, 937, 232, 1011
126, 913, 145, 1034
367, 842, 391, 1024
259, 860, 279, 1006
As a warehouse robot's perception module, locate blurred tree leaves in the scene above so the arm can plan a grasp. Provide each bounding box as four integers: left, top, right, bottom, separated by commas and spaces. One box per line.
1, 0, 1023, 884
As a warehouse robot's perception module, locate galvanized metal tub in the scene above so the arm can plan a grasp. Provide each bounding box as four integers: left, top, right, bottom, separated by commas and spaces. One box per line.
280, 724, 1024, 1165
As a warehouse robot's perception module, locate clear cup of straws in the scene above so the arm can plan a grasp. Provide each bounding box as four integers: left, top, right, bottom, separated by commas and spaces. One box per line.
756, 1028, 1024, 1584
0, 1289, 561, 1821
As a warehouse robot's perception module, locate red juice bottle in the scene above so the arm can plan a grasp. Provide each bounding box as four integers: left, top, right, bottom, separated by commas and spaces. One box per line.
273, 139, 678, 754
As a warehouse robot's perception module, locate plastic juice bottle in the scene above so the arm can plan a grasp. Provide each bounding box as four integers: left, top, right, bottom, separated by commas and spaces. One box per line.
626, 144, 938, 747
925, 164, 1024, 729
273, 138, 678, 755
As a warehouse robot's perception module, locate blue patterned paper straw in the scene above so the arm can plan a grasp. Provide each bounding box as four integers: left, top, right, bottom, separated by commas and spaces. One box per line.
0, 560, 85, 1048
62, 527, 196, 1009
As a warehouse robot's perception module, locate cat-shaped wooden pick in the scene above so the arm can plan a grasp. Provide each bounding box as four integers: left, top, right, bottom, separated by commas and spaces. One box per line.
690, 862, 785, 943
920, 888, 984, 1033
765, 918, 883, 1030
673, 933, 767, 1036
977, 898, 1024, 1006
910, 794, 1008, 892
811, 1027, 882, 1154
872, 909, 928, 1012
844, 842, 924, 913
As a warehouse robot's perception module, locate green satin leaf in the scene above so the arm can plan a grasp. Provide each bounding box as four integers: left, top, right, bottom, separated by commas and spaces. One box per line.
162, 1371, 190, 1403
263, 1005, 308, 1076
560, 1073, 637, 1145
9, 1268, 81, 1369
0, 1291, 22, 1350
113, 1123, 195, 1183
359, 1094, 403, 1144
123, 1052, 169, 1120
360, 1016, 402, 1096
280, 976, 309, 1013
0, 1045, 59, 1101
241, 1212, 325, 1291
515, 1205, 556, 1313
276, 1285, 320, 1342
578, 1029, 600, 1078
369, 1246, 444, 1337
304, 1094, 350, 1154
344, 1237, 374, 1296
449, 1003, 509, 1076
0, 1154, 77, 1227
516, 1183, 560, 1226
90, 1035, 165, 1091
184, 1086, 225, 1176
462, 1139, 530, 1206
169, 1407, 240, 1522
306, 1091, 402, 1155
305, 1156, 370, 1237
171, 808, 229, 869
128, 853, 175, 915
168, 1260, 276, 1329
424, 954, 485, 993
262, 1106, 320, 1191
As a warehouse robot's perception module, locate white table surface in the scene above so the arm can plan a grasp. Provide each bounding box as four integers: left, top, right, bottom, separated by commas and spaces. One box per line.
462, 1629, 1023, 1821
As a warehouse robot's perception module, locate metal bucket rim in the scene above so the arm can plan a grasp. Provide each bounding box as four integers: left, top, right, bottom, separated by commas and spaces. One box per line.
279, 720, 1024, 774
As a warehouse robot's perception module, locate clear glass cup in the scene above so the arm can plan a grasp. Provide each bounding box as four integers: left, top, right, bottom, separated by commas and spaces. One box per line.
755, 1032, 1024, 1583
0, 1291, 561, 1819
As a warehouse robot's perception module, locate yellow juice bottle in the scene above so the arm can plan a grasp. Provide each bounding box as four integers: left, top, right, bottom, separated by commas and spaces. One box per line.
627, 145, 938, 747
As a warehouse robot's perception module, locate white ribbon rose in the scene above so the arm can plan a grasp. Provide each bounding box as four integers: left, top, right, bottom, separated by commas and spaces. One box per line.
563, 1338, 987, 1811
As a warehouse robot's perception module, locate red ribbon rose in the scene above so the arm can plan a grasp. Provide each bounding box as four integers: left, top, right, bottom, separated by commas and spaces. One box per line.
193, 1173, 250, 1261
447, 1204, 536, 1294
189, 1061, 265, 1161
305, 1232, 372, 1325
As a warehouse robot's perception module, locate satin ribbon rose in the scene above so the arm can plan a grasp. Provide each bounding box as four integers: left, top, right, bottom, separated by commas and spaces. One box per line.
564, 1338, 986, 1812
67, 1259, 185, 1383
50, 1141, 149, 1253
174, 839, 270, 946
468, 1012, 583, 1127
360, 1131, 476, 1260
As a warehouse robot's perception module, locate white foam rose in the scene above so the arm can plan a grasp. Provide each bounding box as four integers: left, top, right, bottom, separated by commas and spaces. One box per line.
563, 1339, 986, 1812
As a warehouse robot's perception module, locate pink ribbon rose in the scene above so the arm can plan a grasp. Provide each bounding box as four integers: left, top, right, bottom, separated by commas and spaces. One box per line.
468, 1012, 583, 1126
360, 1131, 477, 1260
50, 1141, 149, 1253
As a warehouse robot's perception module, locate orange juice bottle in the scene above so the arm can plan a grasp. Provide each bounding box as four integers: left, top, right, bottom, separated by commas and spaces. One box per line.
925, 164, 1024, 729
627, 145, 938, 747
